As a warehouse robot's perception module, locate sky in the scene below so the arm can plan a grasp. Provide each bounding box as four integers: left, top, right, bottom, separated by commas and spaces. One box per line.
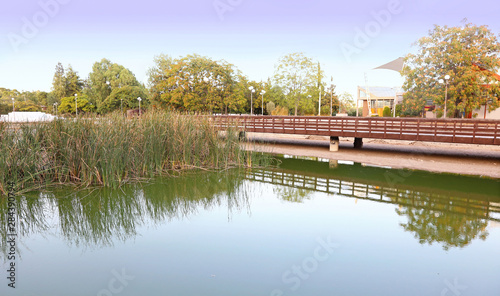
1, 0, 499, 97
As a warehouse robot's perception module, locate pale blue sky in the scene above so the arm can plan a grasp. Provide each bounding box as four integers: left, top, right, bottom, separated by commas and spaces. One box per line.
1, 0, 499, 96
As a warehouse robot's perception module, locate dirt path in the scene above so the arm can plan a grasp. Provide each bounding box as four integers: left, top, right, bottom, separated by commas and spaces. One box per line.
243, 133, 500, 179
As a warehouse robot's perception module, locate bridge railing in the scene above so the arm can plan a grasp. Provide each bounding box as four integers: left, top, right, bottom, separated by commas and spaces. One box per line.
212, 115, 500, 145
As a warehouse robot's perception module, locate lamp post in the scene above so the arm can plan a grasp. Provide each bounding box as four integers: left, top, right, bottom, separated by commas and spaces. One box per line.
438, 75, 450, 118
249, 86, 255, 115
308, 94, 312, 114
11, 98, 15, 112
260, 90, 266, 115
137, 97, 142, 116
392, 87, 398, 117
318, 88, 322, 116
329, 87, 333, 116
74, 94, 78, 118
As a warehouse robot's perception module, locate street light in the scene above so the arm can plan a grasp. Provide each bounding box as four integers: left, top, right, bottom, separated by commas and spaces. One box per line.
318, 88, 322, 116
74, 94, 78, 118
260, 90, 266, 115
11, 98, 15, 112
137, 97, 142, 116
249, 86, 255, 115
438, 75, 450, 118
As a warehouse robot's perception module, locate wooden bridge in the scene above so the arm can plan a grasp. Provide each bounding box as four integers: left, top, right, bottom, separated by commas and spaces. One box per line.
212, 115, 500, 150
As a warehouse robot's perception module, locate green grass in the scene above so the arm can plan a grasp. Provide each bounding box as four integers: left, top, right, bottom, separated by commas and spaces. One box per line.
0, 110, 266, 195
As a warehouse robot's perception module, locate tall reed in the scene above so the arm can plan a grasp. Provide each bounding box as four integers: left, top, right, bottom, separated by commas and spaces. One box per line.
0, 110, 264, 195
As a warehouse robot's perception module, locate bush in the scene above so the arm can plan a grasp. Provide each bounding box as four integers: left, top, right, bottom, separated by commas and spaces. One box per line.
271, 105, 289, 116
395, 104, 402, 117
383, 106, 392, 117
266, 101, 275, 115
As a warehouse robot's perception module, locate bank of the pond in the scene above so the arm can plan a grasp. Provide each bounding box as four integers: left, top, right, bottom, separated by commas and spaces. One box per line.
243, 133, 500, 179
0, 111, 261, 195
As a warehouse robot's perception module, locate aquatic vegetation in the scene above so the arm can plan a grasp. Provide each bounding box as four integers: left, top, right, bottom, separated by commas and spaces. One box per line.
0, 111, 266, 194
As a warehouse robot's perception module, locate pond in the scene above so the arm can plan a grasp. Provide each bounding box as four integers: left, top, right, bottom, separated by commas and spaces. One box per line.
1, 155, 499, 296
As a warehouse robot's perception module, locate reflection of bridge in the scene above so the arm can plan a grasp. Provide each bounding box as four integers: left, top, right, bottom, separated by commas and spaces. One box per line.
213, 116, 500, 149
247, 167, 500, 222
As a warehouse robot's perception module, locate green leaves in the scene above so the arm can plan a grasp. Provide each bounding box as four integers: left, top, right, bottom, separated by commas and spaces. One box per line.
58, 94, 95, 114
402, 23, 500, 117
87, 59, 146, 113
273, 53, 326, 116
148, 54, 243, 113
51, 63, 83, 100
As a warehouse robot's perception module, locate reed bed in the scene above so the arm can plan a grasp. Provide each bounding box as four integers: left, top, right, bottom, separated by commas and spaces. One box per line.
0, 111, 264, 195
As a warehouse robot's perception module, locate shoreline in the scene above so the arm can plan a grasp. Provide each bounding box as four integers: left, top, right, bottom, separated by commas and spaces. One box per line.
243, 133, 500, 179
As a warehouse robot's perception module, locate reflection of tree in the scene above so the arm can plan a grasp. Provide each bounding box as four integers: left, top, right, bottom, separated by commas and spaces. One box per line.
0, 170, 249, 256
274, 187, 312, 203
395, 193, 489, 250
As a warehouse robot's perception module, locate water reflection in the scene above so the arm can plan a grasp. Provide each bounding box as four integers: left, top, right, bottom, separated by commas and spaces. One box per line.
0, 171, 248, 255
397, 205, 489, 250
250, 155, 499, 250
1, 156, 499, 256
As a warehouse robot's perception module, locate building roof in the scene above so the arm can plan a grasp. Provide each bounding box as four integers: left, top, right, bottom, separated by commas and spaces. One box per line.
359, 86, 404, 99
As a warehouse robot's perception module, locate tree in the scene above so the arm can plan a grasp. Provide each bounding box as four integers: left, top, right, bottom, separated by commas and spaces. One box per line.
15, 100, 40, 112
65, 66, 84, 97
100, 85, 147, 113
274, 53, 322, 116
58, 94, 95, 114
87, 58, 146, 113
52, 62, 66, 100
266, 101, 275, 115
402, 23, 500, 118
262, 78, 287, 113
339, 92, 354, 114
51, 63, 84, 101
149, 54, 244, 113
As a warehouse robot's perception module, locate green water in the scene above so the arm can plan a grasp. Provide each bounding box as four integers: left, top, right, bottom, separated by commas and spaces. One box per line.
1, 156, 499, 296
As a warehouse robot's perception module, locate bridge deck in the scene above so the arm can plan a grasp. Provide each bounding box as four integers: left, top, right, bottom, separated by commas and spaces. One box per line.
213, 115, 500, 145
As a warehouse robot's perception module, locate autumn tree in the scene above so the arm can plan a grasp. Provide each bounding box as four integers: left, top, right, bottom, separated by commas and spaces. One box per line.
274, 53, 322, 116
402, 23, 500, 118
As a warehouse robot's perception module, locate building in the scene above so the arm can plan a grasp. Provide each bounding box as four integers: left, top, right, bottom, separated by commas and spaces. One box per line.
356, 86, 404, 117
0, 112, 57, 122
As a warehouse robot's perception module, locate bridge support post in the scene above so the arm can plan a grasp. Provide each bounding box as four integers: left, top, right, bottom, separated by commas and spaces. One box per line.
354, 137, 363, 149
329, 136, 339, 152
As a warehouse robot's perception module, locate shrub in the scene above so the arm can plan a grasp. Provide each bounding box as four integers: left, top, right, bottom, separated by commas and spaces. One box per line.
383, 106, 392, 117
